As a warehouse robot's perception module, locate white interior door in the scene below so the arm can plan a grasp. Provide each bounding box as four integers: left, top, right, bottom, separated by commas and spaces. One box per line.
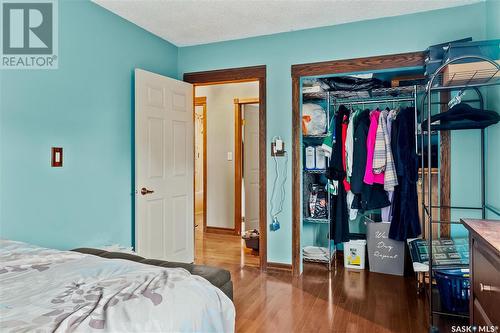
243, 104, 260, 231
194, 105, 204, 215
135, 68, 194, 263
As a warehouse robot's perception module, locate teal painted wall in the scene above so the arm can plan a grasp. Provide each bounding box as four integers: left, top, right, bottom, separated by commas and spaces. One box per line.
178, 3, 488, 264
485, 0, 500, 219
0, 0, 178, 249
1, 1, 496, 260
450, 0, 500, 235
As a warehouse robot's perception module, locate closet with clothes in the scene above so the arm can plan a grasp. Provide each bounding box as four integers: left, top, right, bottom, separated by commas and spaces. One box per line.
301, 72, 425, 270
295, 40, 500, 332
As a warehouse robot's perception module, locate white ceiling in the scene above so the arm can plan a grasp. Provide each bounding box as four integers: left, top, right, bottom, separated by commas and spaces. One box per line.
93, 0, 481, 47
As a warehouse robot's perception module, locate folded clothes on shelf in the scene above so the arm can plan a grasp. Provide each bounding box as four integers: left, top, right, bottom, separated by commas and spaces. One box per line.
303, 246, 330, 261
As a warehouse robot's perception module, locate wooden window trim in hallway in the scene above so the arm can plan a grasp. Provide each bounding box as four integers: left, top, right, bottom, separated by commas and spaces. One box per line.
184, 66, 268, 271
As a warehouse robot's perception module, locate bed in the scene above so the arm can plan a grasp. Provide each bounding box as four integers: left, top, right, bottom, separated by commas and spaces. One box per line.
0, 240, 235, 332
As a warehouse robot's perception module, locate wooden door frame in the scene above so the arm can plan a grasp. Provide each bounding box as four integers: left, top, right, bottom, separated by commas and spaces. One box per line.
234, 98, 260, 236
291, 51, 432, 277
184, 66, 268, 271
194, 97, 207, 233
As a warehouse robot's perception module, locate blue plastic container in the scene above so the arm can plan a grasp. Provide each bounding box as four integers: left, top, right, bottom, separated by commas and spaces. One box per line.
434, 268, 470, 314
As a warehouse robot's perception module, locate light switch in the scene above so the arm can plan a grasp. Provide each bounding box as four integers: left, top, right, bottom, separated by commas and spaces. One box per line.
227, 152, 233, 161
51, 147, 63, 167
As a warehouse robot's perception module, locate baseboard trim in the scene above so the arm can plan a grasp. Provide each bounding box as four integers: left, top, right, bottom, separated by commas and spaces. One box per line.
205, 226, 237, 235
267, 262, 292, 272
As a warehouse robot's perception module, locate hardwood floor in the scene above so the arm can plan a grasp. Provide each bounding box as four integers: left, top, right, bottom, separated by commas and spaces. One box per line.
195, 223, 259, 268
194, 216, 462, 333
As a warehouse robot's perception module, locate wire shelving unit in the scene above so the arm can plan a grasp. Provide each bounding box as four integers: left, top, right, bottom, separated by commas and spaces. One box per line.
302, 90, 336, 270
420, 55, 500, 332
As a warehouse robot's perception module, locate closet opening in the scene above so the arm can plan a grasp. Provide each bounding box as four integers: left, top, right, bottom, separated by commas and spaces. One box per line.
291, 51, 500, 331
184, 66, 267, 271
291, 51, 432, 276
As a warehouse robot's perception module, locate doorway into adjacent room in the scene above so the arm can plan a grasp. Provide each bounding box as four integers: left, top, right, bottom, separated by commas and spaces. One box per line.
189, 76, 264, 269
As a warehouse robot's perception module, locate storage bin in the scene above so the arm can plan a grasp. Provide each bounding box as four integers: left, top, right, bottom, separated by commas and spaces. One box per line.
434, 268, 470, 314
366, 221, 405, 276
443, 39, 500, 63
242, 230, 259, 251
425, 37, 472, 63
344, 240, 366, 269
424, 60, 443, 77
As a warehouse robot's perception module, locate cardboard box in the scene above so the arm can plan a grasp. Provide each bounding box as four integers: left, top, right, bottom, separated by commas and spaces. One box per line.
441, 60, 500, 86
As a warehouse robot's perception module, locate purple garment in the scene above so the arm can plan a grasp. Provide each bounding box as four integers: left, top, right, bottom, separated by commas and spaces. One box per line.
381, 109, 398, 222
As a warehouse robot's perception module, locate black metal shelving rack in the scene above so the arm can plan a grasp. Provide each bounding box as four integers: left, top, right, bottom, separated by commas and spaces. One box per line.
421, 55, 500, 332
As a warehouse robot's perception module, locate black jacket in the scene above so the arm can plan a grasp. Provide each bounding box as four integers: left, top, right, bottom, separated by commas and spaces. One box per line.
389, 107, 421, 241
350, 109, 390, 212
328, 105, 350, 243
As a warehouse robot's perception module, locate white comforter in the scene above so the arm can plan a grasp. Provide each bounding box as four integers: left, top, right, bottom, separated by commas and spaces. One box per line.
0, 240, 235, 332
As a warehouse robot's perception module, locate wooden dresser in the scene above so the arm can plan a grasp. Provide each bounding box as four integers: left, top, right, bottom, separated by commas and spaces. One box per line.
462, 219, 500, 327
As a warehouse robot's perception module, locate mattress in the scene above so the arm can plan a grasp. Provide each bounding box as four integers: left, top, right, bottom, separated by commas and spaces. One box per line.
0, 240, 235, 332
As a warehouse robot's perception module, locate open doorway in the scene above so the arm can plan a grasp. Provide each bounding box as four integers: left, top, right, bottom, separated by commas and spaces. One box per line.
234, 98, 260, 238
192, 81, 261, 268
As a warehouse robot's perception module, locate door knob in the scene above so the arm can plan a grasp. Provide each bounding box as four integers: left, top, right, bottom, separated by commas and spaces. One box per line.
480, 283, 499, 293
141, 187, 154, 195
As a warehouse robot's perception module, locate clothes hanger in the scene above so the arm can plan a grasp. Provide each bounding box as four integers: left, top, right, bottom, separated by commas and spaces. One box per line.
448, 89, 465, 109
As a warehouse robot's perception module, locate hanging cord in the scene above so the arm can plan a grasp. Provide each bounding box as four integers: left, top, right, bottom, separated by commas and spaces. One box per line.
269, 143, 288, 220
275, 151, 288, 217
269, 153, 279, 220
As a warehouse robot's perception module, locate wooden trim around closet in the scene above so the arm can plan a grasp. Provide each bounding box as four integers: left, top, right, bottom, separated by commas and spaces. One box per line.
184, 66, 268, 271
291, 51, 427, 277
291, 51, 425, 77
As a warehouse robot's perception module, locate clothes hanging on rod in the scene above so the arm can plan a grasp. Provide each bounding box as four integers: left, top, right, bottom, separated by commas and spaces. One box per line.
381, 109, 399, 222
389, 106, 421, 241
327, 105, 350, 243
322, 116, 336, 158
364, 110, 385, 185
327, 97, 420, 242
345, 108, 360, 182
378, 109, 399, 192
350, 109, 391, 212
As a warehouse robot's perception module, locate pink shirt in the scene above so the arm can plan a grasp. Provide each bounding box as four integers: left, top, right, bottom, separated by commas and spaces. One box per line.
364, 110, 385, 185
